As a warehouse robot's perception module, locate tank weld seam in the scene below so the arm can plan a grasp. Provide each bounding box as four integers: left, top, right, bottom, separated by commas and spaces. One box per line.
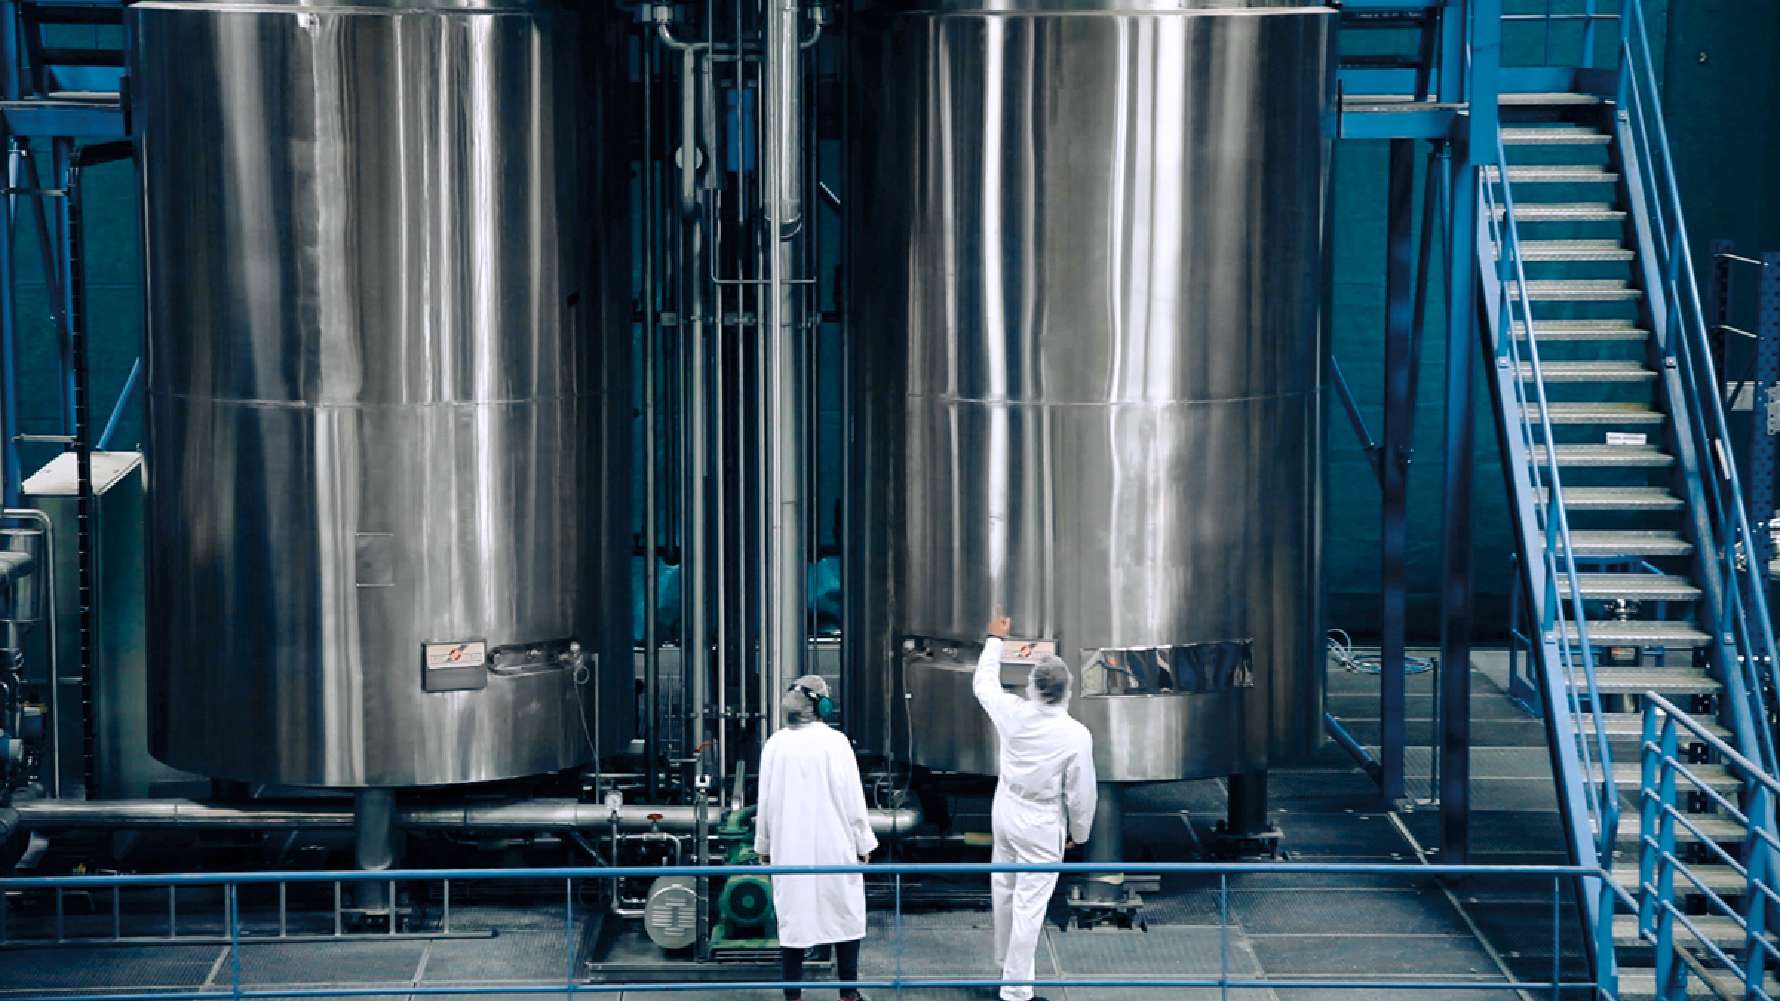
909, 390, 1317, 406
148, 392, 597, 409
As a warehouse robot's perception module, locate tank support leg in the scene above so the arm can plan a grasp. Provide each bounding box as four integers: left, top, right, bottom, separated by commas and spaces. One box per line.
1068, 783, 1143, 928
1215, 771, 1283, 859
351, 789, 399, 923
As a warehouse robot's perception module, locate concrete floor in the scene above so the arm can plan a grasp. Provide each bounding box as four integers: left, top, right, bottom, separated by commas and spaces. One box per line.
0, 648, 1588, 1000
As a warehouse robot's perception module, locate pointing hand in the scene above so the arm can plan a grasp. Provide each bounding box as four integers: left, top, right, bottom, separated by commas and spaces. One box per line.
988, 614, 1012, 638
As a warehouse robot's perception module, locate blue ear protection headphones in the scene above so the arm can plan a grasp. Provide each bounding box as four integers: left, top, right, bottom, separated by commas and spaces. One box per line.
791, 682, 833, 720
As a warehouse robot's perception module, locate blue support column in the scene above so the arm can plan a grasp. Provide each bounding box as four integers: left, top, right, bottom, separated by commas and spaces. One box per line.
1382, 138, 1417, 805
1439, 0, 1496, 864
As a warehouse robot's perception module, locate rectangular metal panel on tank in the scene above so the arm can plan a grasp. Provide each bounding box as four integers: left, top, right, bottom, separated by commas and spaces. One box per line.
845, 0, 1335, 780
127, 0, 633, 788
22, 452, 203, 798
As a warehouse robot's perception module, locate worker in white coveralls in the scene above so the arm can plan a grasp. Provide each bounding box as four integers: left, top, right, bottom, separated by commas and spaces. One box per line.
756, 674, 879, 1001
976, 614, 1097, 1001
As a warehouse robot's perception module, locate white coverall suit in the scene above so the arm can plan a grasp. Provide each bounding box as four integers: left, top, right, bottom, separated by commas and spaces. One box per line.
755, 720, 880, 950
974, 636, 1098, 1001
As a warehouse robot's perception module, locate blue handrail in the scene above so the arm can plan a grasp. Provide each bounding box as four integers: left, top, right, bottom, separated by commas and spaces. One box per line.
1617, 0, 1780, 774
1481, 132, 1620, 865
0, 859, 1631, 1001
1639, 693, 1780, 998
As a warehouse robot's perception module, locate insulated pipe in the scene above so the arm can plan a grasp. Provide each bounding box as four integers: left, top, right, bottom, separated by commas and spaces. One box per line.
677, 42, 710, 791
641, 19, 661, 803
12, 799, 924, 836
761, 0, 806, 737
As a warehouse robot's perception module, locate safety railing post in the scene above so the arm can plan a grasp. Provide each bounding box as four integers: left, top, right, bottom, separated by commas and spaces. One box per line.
1742, 786, 1771, 1001
1219, 872, 1230, 1001
1641, 698, 1660, 933
228, 882, 241, 1001
894, 869, 903, 999
1654, 718, 1681, 998
1596, 874, 1620, 998
564, 877, 575, 1000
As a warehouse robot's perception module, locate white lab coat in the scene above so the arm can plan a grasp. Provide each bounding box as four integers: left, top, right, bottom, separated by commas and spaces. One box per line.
975, 636, 1097, 1001
755, 721, 880, 949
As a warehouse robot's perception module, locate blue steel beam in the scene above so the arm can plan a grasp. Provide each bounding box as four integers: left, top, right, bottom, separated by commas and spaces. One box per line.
1381, 138, 1416, 805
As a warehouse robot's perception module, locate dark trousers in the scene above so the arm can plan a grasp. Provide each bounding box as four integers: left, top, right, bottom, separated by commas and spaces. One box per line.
780, 938, 861, 1000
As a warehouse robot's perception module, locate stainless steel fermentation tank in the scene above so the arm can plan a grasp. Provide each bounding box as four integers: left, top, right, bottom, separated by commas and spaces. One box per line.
846, 0, 1334, 787
129, 0, 632, 788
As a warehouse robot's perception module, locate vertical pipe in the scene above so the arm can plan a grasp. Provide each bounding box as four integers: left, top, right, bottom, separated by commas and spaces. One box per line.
1, 142, 19, 506
762, 0, 806, 736
4, 507, 57, 797
353, 789, 396, 914
642, 24, 661, 802
679, 44, 710, 788
1380, 138, 1415, 805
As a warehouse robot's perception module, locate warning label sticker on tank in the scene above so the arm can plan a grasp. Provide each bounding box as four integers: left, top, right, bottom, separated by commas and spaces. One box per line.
424, 640, 488, 671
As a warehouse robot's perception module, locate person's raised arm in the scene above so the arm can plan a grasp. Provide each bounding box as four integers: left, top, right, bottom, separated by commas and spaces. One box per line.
974, 614, 1024, 727
754, 738, 777, 862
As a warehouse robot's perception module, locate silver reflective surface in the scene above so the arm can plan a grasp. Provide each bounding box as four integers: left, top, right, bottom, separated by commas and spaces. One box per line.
847, 2, 1333, 779
131, 1, 632, 787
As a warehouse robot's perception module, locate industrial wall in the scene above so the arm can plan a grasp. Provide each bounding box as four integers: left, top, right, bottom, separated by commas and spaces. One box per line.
6, 1, 1777, 641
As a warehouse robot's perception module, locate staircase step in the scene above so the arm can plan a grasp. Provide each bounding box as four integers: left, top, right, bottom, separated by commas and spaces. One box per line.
1529, 444, 1673, 467
1558, 574, 1702, 601
1508, 279, 1642, 302
1613, 862, 1746, 898
1538, 486, 1685, 511
1581, 711, 1728, 741
1614, 913, 1769, 950
1589, 664, 1719, 695
1611, 811, 1749, 846
1567, 620, 1714, 649
1494, 202, 1627, 222
1618, 967, 1780, 1001
1603, 760, 1741, 794
1502, 239, 1636, 262
1566, 529, 1693, 556
1502, 126, 1613, 146
1485, 165, 1619, 184
1499, 92, 1608, 108
1523, 401, 1665, 424
1518, 359, 1656, 382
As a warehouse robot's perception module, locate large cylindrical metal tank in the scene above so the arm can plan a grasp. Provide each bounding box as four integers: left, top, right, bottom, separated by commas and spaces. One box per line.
845, 0, 1333, 781
129, 0, 632, 788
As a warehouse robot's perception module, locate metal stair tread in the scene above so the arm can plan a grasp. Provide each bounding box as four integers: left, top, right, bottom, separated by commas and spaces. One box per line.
1493, 202, 1627, 221
1613, 912, 1771, 948
1484, 164, 1619, 184
1528, 443, 1673, 467
1501, 239, 1636, 262
1588, 665, 1719, 695
1609, 811, 1748, 845
1557, 574, 1701, 600
1564, 619, 1713, 647
1601, 760, 1741, 792
1617, 967, 1780, 1001
1523, 402, 1664, 423
1499, 92, 1608, 107
1565, 529, 1692, 556
1507, 279, 1642, 301
1502, 125, 1613, 146
1518, 359, 1656, 382
1612, 863, 1745, 895
1580, 712, 1729, 740
1536, 486, 1684, 511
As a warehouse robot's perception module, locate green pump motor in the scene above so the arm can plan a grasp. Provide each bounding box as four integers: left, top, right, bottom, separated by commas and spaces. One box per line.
710, 806, 777, 948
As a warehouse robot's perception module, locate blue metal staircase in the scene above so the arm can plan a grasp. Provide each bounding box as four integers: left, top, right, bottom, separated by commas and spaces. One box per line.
1479, 1, 1780, 994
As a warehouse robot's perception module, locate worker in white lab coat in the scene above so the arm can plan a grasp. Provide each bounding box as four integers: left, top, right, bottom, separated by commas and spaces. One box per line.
976, 615, 1097, 1001
757, 674, 879, 1001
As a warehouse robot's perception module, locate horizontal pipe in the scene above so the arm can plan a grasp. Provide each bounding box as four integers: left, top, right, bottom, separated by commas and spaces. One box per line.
0, 860, 1613, 889
12, 798, 923, 837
